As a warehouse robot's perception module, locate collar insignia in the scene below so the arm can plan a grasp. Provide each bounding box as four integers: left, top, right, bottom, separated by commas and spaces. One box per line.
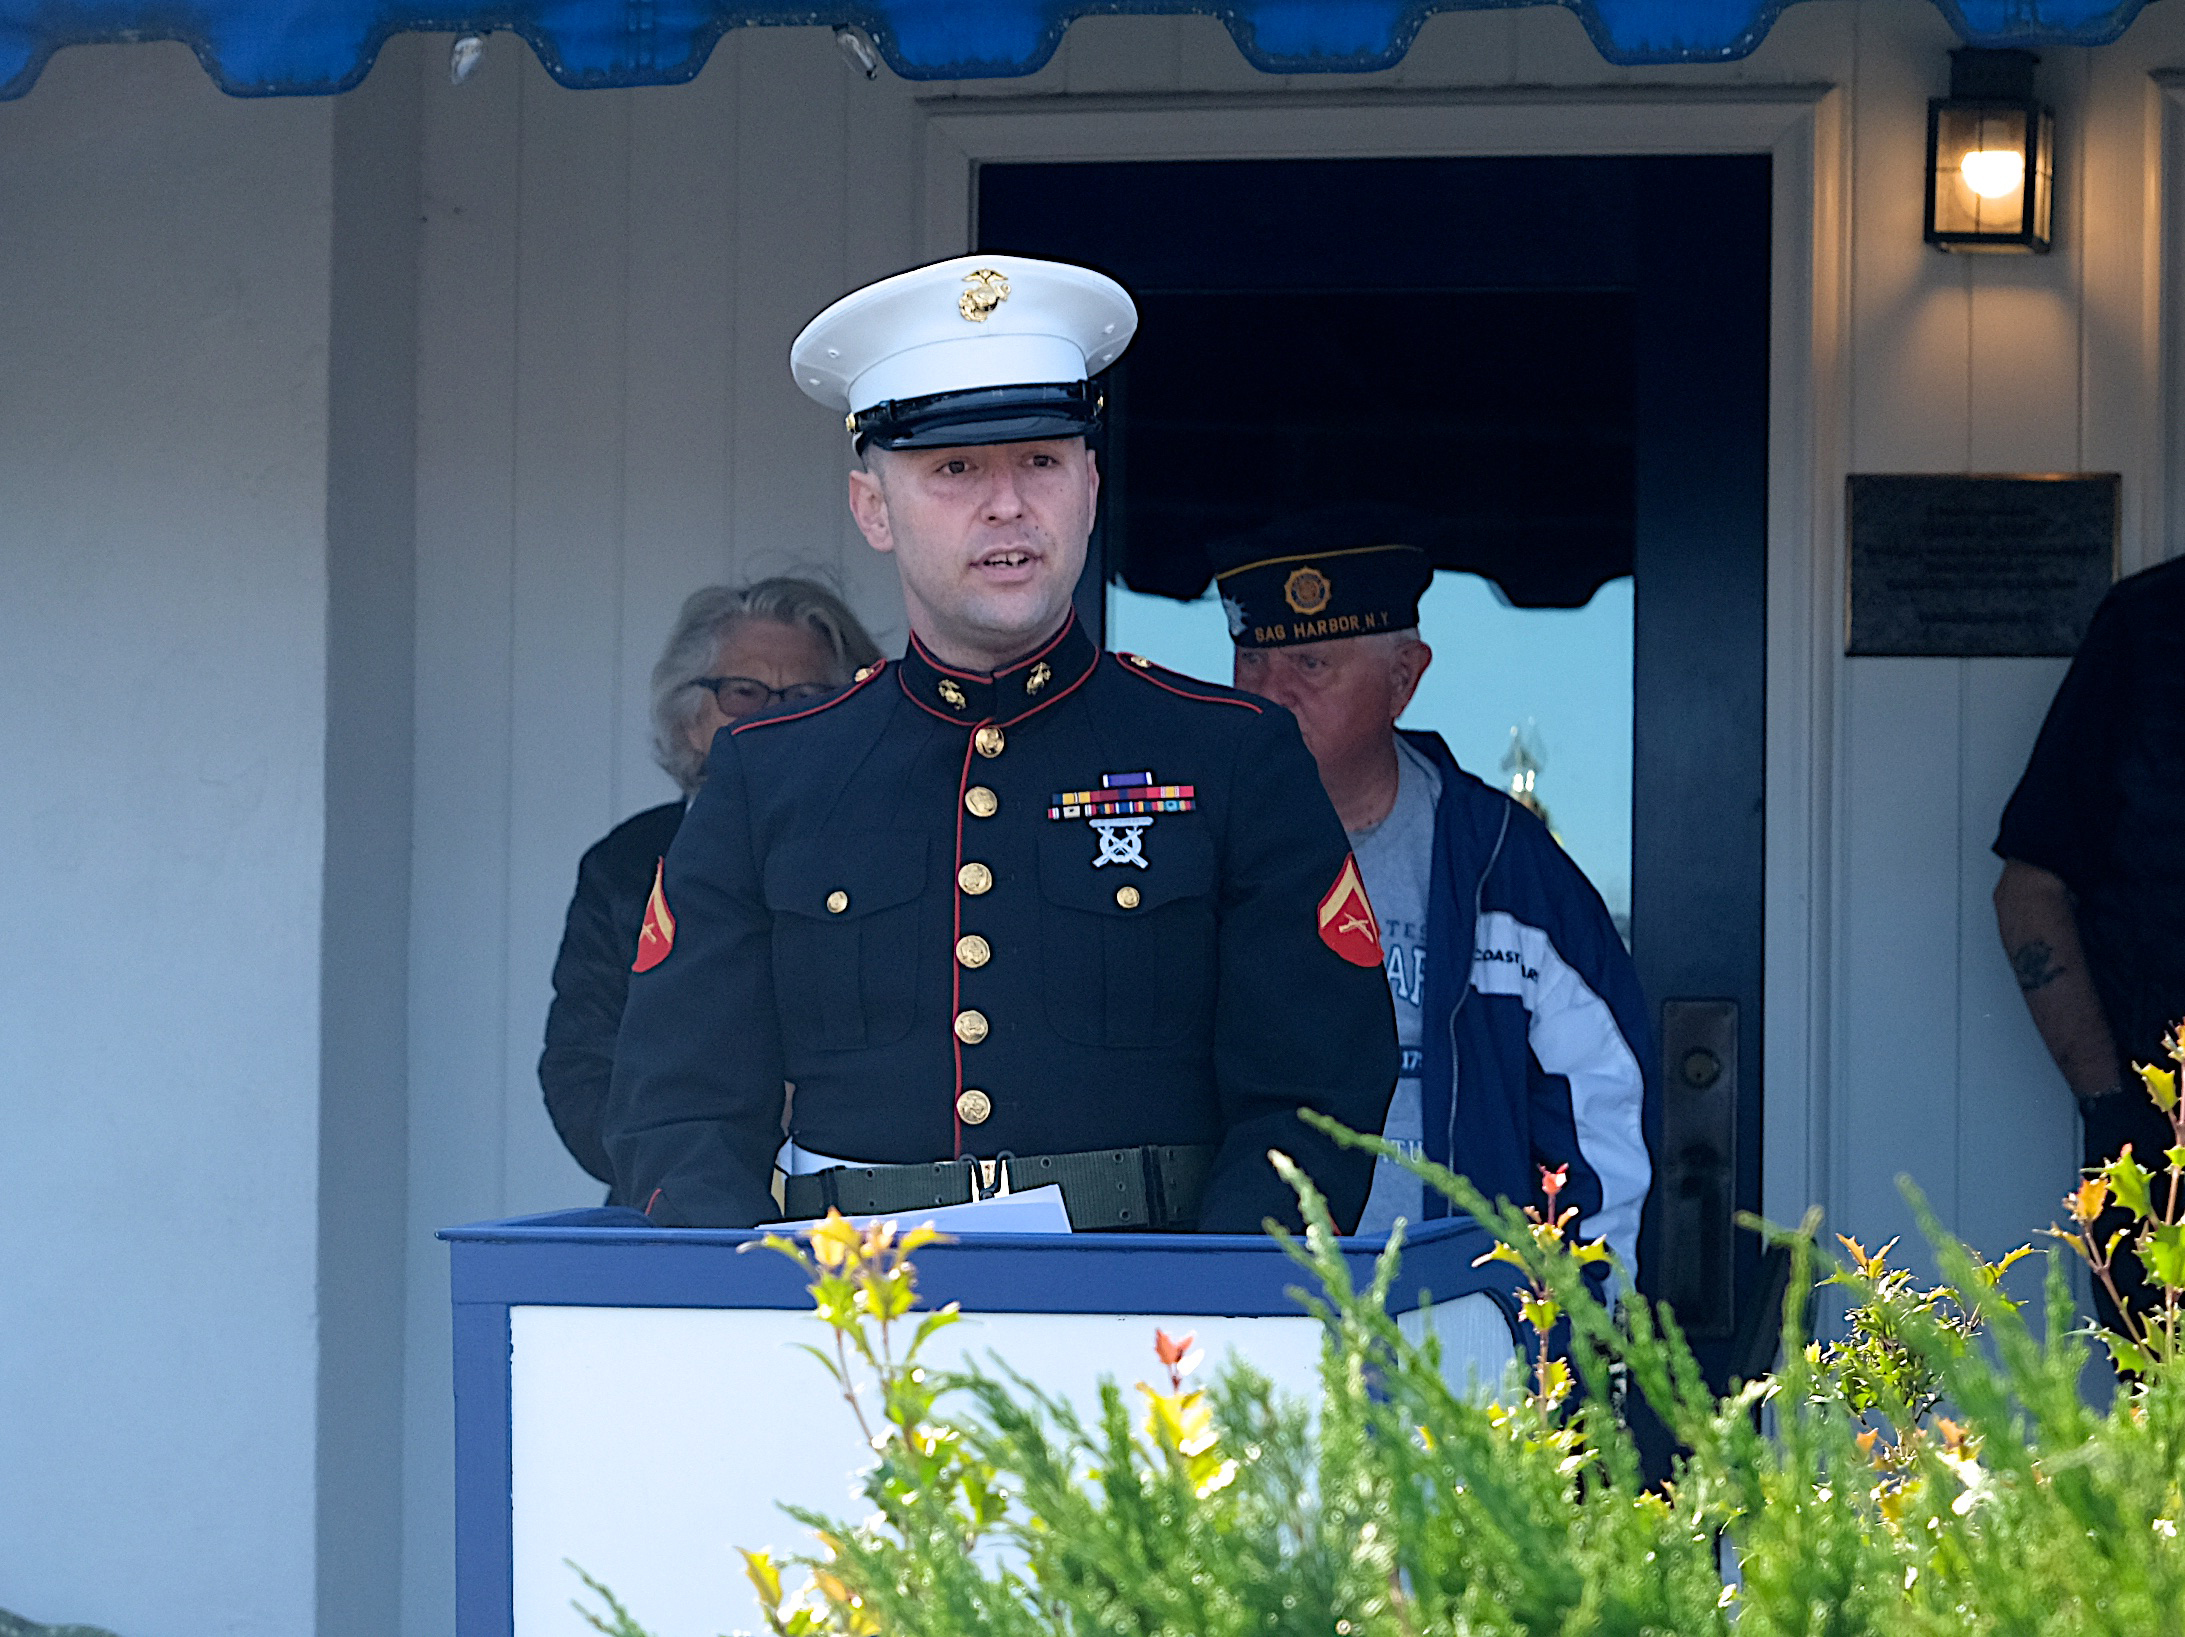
1026, 661, 1053, 695
937, 678, 968, 710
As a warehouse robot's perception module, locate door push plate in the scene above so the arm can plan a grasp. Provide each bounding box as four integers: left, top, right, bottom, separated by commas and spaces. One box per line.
1659, 999, 1738, 1339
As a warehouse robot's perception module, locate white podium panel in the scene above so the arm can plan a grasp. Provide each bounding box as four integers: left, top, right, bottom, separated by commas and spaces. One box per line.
447, 1210, 1524, 1637
512, 1306, 1324, 1637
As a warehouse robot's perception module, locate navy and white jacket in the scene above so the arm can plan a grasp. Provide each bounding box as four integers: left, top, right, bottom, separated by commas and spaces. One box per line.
1407, 730, 1655, 1278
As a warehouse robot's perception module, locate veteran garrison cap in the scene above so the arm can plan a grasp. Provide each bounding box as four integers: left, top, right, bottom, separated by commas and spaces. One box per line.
790, 255, 1138, 452
1206, 505, 1439, 650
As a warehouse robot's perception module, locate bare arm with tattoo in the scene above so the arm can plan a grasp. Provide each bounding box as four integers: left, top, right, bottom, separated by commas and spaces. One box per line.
1993, 858, 2124, 1101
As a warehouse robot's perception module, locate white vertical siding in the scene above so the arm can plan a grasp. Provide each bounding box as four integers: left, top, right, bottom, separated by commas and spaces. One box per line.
404, 38, 526, 1634
0, 42, 333, 1636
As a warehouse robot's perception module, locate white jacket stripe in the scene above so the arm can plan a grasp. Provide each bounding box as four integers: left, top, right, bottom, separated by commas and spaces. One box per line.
1468, 909, 1649, 1275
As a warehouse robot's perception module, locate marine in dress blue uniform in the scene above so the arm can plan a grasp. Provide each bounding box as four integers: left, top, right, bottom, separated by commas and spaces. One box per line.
603, 256, 1398, 1233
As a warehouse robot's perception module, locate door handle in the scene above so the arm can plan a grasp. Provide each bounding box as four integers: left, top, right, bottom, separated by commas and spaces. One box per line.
1658, 999, 1738, 1338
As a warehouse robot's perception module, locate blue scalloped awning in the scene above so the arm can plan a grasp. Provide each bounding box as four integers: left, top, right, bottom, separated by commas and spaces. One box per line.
0, 0, 2155, 100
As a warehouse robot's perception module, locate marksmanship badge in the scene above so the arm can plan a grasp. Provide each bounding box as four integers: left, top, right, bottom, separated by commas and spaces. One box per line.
1048, 771, 1197, 871
1090, 818, 1151, 869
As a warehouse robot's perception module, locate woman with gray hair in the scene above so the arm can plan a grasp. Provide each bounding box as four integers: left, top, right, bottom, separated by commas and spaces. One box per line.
540, 578, 883, 1197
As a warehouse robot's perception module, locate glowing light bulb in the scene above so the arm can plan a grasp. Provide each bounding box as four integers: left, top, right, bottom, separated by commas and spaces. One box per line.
1959, 148, 2026, 200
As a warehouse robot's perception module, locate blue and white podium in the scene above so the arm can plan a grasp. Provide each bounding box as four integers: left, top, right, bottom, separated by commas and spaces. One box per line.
442, 1210, 1524, 1637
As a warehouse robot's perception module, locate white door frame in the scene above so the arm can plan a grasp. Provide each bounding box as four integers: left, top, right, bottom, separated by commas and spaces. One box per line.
917, 85, 1853, 1234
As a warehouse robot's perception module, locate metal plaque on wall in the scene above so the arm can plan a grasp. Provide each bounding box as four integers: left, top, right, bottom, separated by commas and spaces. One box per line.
1845, 474, 2118, 657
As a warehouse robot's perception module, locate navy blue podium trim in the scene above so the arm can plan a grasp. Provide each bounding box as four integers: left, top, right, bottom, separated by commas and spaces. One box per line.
452, 1300, 514, 1637
441, 1213, 1521, 1636
441, 1210, 1520, 1318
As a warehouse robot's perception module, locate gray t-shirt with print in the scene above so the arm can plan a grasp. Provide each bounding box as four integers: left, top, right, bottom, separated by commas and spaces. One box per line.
1349, 737, 1442, 1238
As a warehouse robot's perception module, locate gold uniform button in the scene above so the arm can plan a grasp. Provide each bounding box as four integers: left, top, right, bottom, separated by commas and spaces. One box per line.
825, 889, 849, 915
956, 1088, 993, 1125
974, 725, 1006, 758
954, 1009, 989, 1045
965, 785, 999, 819
957, 862, 993, 895
956, 934, 991, 969
1115, 885, 1142, 909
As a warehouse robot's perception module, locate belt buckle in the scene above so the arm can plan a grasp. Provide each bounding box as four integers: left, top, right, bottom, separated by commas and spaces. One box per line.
972, 1155, 1014, 1201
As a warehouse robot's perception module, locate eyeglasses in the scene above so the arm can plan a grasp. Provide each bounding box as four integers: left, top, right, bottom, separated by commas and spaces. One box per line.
691, 675, 837, 716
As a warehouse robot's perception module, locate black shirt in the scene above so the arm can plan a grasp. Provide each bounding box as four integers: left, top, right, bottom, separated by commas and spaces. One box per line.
1995, 557, 2185, 1062
604, 613, 1398, 1231
540, 800, 686, 1196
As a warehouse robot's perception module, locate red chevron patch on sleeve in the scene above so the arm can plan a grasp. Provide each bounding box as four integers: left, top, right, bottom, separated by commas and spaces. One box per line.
632, 857, 676, 973
1316, 854, 1383, 969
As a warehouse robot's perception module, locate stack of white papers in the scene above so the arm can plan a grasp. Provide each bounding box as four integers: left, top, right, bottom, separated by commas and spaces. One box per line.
772, 1183, 1072, 1237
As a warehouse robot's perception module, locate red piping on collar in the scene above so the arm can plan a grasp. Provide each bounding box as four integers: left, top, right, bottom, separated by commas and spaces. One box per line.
994, 646, 1097, 727
906, 613, 1079, 683
905, 629, 992, 682
1110, 654, 1265, 712
729, 662, 889, 735
898, 671, 980, 725
995, 614, 1076, 682
900, 612, 1093, 727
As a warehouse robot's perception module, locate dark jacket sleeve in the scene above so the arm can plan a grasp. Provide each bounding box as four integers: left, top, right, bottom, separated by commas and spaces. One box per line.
604, 745, 786, 1226
1196, 705, 1399, 1237
539, 837, 638, 1191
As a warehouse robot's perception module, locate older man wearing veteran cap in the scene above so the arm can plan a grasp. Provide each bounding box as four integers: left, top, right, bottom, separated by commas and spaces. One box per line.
1212, 508, 1653, 1276
604, 257, 1398, 1233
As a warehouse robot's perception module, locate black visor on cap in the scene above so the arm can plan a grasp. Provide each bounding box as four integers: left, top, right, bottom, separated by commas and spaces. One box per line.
853, 382, 1102, 451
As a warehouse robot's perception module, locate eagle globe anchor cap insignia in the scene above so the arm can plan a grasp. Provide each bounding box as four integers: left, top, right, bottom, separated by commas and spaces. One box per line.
959, 267, 1010, 322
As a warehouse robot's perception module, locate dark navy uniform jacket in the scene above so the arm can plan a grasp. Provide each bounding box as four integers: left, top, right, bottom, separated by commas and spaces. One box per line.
604, 612, 1397, 1232
540, 798, 684, 1197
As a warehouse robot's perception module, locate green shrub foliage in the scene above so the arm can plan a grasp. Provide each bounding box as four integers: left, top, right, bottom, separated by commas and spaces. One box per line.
577, 1042, 2185, 1637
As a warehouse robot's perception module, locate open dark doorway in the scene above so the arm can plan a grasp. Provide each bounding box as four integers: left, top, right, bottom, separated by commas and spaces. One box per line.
981, 155, 1771, 1389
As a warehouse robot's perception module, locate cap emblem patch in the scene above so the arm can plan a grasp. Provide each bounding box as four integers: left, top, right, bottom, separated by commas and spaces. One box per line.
959, 267, 1011, 323
1317, 854, 1383, 968
1284, 566, 1332, 617
633, 858, 676, 973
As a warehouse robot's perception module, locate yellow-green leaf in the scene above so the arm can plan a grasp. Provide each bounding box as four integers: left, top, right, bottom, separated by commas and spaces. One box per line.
742, 1549, 784, 1611
2108, 1147, 2156, 1219
2146, 1222, 2185, 1291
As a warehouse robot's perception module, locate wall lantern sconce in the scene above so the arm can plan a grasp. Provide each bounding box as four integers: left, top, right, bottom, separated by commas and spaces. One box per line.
1926, 48, 2054, 254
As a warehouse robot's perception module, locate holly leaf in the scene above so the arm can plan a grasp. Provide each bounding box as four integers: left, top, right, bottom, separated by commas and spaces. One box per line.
2108, 1146, 2156, 1220
2102, 1330, 2156, 1378
2145, 1222, 2185, 1291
